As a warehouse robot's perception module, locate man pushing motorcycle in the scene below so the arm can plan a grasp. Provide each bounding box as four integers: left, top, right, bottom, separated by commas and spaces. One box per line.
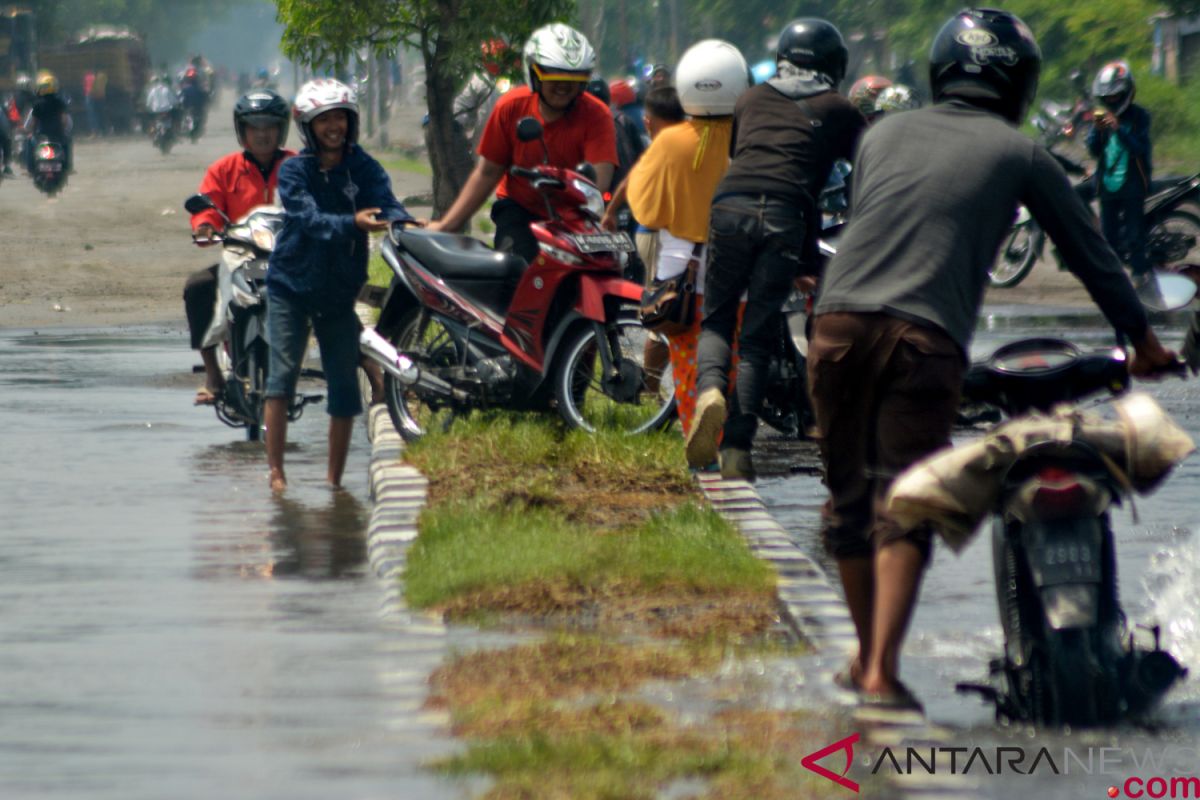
808, 9, 1177, 712
427, 23, 617, 263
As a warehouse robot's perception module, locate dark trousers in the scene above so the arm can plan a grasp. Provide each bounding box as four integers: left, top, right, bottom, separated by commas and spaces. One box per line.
184, 264, 218, 350
696, 193, 808, 451
490, 198, 540, 265
1100, 189, 1149, 275
806, 312, 965, 561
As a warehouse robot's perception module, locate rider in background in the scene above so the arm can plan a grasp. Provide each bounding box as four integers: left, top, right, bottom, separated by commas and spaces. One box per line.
25, 71, 73, 172
179, 67, 209, 138
427, 23, 616, 264
1087, 61, 1152, 285
186, 90, 295, 406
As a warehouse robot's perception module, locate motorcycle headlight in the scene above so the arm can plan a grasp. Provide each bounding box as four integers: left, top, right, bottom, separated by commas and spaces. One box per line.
572, 178, 606, 220
251, 225, 276, 251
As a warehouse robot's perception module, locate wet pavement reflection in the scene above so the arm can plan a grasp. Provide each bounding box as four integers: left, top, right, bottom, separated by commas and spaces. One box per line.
0, 326, 470, 800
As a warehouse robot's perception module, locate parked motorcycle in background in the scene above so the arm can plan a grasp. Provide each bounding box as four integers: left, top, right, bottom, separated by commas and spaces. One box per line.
184, 194, 324, 441
991, 169, 1200, 289
360, 117, 675, 440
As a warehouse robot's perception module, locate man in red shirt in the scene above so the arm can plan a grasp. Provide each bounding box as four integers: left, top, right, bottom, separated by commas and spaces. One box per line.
186, 90, 295, 405
428, 23, 617, 263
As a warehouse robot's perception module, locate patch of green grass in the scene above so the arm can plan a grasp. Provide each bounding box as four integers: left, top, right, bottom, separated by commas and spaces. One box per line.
379, 154, 433, 176
405, 500, 771, 610
367, 251, 391, 289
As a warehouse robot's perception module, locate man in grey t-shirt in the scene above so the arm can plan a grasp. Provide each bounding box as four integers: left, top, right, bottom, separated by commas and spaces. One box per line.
808, 9, 1177, 712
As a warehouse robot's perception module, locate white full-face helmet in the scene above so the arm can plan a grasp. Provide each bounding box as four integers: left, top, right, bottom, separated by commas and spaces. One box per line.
674, 39, 749, 117
523, 23, 595, 94
292, 78, 359, 151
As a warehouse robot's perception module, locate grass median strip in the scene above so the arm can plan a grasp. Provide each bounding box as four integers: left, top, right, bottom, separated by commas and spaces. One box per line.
401, 411, 776, 635
397, 410, 859, 796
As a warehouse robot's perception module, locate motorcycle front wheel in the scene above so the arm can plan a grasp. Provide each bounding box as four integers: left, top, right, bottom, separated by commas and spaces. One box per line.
1147, 209, 1200, 269
383, 310, 462, 442
989, 217, 1042, 288
554, 315, 676, 435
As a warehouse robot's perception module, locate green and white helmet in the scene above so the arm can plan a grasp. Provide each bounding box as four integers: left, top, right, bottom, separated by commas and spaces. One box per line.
523, 23, 595, 89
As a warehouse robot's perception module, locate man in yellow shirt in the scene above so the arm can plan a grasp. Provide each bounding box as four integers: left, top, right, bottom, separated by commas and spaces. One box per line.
621, 39, 750, 435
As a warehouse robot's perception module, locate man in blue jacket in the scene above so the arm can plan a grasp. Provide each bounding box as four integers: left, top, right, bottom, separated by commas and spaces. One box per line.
265, 79, 414, 493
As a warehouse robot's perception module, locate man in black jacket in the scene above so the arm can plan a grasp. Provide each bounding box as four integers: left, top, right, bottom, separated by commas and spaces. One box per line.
686, 18, 866, 481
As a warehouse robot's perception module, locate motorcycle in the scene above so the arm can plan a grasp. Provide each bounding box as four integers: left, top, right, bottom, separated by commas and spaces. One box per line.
29, 136, 67, 196
360, 116, 675, 440
152, 112, 176, 155
184, 194, 324, 441
955, 337, 1190, 726
991, 168, 1200, 289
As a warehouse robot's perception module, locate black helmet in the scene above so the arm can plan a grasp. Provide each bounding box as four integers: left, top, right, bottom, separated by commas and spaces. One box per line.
928, 8, 1041, 124
585, 78, 611, 106
234, 89, 290, 148
776, 18, 848, 86
1092, 61, 1134, 115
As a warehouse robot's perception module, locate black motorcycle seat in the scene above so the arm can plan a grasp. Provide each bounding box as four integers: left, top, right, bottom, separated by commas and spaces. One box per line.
395, 230, 526, 283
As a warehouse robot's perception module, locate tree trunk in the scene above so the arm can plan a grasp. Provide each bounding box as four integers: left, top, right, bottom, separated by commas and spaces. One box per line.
423, 24, 474, 221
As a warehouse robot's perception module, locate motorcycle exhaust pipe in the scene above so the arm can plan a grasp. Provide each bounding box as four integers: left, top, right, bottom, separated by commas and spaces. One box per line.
1124, 649, 1188, 716
359, 328, 458, 399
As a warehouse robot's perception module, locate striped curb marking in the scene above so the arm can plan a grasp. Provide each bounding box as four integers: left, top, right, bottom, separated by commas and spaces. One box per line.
695, 470, 985, 800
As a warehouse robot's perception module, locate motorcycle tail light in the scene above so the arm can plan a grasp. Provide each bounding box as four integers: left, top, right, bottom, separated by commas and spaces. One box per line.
1029, 466, 1090, 517
39, 145, 55, 159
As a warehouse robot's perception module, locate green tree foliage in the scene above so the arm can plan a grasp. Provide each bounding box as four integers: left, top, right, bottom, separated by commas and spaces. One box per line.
276, 0, 574, 216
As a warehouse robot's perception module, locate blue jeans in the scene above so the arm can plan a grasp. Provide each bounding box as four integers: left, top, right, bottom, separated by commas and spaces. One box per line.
696, 193, 809, 451
265, 291, 363, 418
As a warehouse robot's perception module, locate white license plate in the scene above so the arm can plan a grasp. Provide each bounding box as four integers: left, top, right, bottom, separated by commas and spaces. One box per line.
39, 163, 62, 172
573, 232, 634, 254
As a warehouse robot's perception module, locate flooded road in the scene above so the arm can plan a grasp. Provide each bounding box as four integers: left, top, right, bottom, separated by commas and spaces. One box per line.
759, 306, 1200, 799
0, 327, 469, 799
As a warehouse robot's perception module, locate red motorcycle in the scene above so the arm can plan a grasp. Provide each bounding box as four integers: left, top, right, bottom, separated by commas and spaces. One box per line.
360, 117, 675, 440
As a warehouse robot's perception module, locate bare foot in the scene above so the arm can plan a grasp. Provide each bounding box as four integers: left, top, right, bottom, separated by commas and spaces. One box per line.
269, 469, 287, 493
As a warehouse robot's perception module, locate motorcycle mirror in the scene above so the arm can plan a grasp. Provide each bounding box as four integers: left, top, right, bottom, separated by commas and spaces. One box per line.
184, 193, 216, 214
575, 162, 597, 182
1139, 271, 1198, 312
516, 117, 544, 143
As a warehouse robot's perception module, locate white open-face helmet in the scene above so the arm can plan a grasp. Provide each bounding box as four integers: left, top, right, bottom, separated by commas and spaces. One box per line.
292, 78, 359, 150
675, 39, 749, 117
523, 23, 595, 91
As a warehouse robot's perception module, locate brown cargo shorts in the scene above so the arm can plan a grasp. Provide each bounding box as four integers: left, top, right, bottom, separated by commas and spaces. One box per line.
806, 311, 966, 561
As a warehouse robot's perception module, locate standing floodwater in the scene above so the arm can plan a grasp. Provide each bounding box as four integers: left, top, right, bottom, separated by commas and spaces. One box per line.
0, 328, 470, 800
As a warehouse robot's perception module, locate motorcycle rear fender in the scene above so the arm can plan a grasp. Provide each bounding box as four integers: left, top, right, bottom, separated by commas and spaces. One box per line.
375, 242, 420, 337
574, 274, 642, 321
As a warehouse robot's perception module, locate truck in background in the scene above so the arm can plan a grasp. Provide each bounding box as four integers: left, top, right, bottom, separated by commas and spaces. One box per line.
38, 26, 149, 133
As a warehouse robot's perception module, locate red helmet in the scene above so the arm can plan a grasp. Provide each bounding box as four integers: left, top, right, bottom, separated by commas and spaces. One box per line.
609, 78, 636, 108
185, 66, 198, 79
848, 75, 892, 116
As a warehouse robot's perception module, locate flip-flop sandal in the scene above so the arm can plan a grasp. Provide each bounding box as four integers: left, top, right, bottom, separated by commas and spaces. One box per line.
857, 681, 924, 714
194, 387, 218, 406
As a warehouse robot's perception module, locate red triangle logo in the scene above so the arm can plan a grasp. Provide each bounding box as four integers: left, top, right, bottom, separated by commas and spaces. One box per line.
801, 732, 860, 793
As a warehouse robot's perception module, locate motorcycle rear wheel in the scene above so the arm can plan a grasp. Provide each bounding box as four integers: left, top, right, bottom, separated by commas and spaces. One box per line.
383, 310, 461, 442
989, 217, 1041, 288
554, 315, 677, 435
